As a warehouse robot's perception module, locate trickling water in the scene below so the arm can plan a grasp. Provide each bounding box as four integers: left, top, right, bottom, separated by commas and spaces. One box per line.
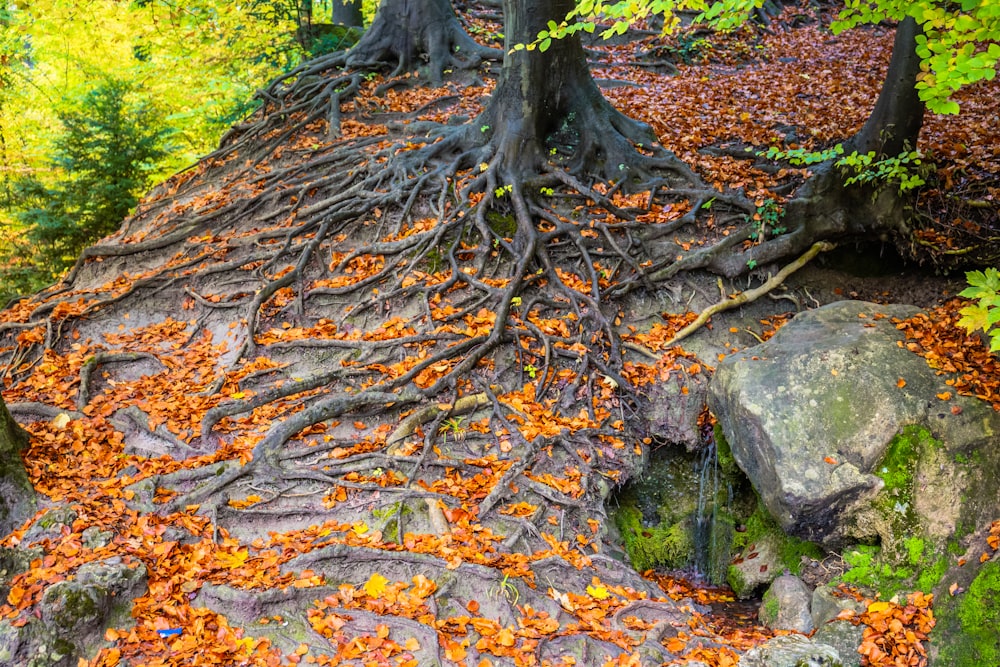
692, 434, 736, 583
608, 430, 747, 585
693, 439, 718, 576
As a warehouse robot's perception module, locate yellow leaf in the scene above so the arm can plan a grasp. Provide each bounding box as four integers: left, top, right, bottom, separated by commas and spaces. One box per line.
363, 572, 389, 598
867, 600, 891, 614
586, 584, 610, 600
51, 413, 71, 429
230, 391, 246, 399
352, 521, 369, 535
216, 549, 250, 569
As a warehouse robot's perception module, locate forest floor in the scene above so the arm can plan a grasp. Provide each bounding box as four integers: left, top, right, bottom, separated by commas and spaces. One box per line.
1, 7, 998, 667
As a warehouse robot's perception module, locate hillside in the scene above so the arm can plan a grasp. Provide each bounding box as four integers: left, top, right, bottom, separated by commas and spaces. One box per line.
1, 8, 998, 667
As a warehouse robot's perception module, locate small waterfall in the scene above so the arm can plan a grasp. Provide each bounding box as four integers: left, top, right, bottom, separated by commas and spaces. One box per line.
692, 435, 734, 584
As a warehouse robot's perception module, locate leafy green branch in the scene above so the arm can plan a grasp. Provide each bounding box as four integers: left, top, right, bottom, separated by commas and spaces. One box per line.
958, 268, 1000, 353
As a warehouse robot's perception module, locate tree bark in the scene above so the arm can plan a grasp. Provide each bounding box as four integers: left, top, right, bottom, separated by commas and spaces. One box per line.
478, 0, 658, 180
846, 17, 924, 157
735, 18, 927, 277
0, 395, 33, 538
346, 0, 497, 85
331, 0, 364, 27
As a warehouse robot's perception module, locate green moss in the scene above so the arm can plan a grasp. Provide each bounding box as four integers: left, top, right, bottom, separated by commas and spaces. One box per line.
372, 502, 410, 544
916, 556, 948, 593
485, 210, 518, 239
713, 425, 739, 477
837, 427, 953, 597
759, 589, 780, 625
936, 561, 1000, 666
727, 565, 748, 597
905, 537, 925, 566
614, 504, 693, 572
732, 501, 822, 575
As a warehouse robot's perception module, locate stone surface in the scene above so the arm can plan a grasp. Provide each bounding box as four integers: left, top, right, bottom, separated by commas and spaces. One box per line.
708, 300, 1000, 546
811, 585, 864, 628
25, 557, 148, 664
728, 532, 783, 599
813, 621, 864, 667
759, 574, 814, 633
739, 634, 842, 667
642, 369, 708, 449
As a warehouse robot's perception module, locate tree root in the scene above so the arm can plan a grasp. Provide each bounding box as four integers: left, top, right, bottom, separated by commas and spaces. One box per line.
663, 240, 836, 348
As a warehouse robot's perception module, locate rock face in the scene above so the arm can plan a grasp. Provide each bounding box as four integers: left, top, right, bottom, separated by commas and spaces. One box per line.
0, 397, 34, 538
0, 557, 147, 667
708, 301, 1000, 546
759, 574, 813, 633
738, 634, 842, 667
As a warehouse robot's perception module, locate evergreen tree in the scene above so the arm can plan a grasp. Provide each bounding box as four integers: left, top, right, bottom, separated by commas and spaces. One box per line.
13, 79, 171, 274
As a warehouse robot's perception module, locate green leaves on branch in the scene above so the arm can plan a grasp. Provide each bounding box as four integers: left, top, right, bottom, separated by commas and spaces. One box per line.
958, 268, 1000, 353
835, 0, 1000, 114
836, 149, 930, 194
760, 143, 845, 166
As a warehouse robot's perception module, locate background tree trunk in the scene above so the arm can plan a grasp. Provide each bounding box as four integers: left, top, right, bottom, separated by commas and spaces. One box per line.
331, 0, 364, 27
347, 0, 496, 85
480, 0, 657, 179
847, 17, 924, 156
0, 396, 33, 538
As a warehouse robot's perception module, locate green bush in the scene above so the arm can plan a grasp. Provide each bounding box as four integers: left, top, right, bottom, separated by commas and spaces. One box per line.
5, 78, 171, 287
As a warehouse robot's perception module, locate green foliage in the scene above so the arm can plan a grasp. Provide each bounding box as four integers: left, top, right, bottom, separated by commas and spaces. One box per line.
8, 79, 170, 281
746, 197, 786, 242
958, 268, 1000, 353
834, 1, 1000, 114
835, 149, 931, 194
760, 143, 845, 166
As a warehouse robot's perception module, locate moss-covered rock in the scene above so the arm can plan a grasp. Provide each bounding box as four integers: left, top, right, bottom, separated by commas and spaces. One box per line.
0, 396, 34, 538
933, 560, 1000, 666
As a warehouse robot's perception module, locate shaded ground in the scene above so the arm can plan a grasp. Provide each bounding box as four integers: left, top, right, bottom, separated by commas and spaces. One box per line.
0, 8, 997, 667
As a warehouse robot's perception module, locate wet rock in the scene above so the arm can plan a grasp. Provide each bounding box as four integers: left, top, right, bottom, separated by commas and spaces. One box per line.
813, 621, 864, 667
759, 575, 813, 633
811, 585, 864, 628
727, 533, 783, 599
739, 634, 842, 667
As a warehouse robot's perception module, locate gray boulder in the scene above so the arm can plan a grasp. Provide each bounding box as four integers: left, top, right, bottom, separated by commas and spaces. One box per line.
0, 557, 148, 667
759, 574, 813, 633
728, 532, 784, 599
813, 621, 864, 667
739, 634, 841, 667
708, 301, 1000, 546
810, 585, 864, 628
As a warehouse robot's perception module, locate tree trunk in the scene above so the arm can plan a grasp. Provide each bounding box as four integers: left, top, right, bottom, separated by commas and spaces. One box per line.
846, 16, 924, 157
0, 396, 33, 538
331, 0, 364, 27
479, 0, 658, 180
346, 0, 497, 85
719, 18, 927, 276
